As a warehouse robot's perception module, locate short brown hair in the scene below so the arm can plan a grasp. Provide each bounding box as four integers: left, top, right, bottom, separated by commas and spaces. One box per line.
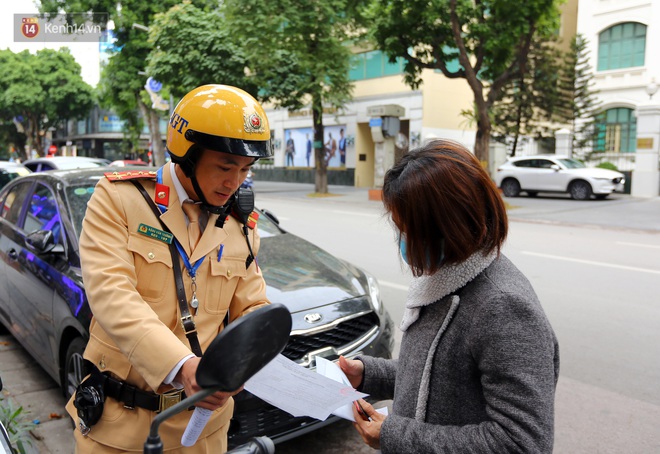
382, 139, 507, 276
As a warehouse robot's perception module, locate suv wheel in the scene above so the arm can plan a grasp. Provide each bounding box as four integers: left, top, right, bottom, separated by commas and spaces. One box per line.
569, 180, 592, 200
501, 179, 521, 197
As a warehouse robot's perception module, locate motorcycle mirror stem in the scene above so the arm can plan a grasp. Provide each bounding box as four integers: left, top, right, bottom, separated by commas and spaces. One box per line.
143, 388, 217, 454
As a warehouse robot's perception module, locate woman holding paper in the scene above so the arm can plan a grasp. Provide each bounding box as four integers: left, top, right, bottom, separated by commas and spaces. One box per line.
339, 139, 559, 453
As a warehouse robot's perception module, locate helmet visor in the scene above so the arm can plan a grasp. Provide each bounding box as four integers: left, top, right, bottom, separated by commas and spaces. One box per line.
186, 129, 273, 158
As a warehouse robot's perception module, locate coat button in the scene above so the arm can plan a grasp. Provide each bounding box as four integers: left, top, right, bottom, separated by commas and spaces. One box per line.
148, 252, 155, 260
99, 356, 106, 370
227, 269, 232, 277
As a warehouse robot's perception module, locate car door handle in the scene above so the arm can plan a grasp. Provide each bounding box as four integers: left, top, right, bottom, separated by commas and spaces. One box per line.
8, 249, 17, 260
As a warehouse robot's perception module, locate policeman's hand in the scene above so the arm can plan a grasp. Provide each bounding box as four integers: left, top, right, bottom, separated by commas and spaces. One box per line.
176, 357, 244, 411
339, 356, 364, 389
352, 399, 384, 450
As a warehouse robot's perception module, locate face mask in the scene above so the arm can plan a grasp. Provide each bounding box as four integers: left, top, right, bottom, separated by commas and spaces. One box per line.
399, 235, 445, 267
398, 234, 408, 264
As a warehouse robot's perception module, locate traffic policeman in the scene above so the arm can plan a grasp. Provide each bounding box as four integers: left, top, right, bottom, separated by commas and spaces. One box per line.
66, 85, 273, 453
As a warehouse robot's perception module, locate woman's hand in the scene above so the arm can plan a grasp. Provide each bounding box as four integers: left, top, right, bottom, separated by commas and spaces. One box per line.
176, 357, 243, 410
352, 399, 385, 450
339, 355, 364, 389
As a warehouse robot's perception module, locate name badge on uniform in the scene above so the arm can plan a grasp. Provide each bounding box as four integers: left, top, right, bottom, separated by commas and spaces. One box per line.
138, 223, 173, 244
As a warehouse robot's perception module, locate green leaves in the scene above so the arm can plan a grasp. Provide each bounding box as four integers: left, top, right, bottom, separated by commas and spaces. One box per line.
0, 48, 93, 158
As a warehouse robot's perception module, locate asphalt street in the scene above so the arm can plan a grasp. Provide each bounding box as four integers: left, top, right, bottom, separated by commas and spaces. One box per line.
0, 182, 658, 453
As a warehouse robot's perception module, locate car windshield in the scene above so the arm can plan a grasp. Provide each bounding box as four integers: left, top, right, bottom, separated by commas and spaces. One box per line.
65, 183, 282, 240
557, 158, 586, 169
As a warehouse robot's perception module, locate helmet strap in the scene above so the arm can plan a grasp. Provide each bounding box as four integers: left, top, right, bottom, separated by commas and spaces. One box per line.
190, 172, 234, 216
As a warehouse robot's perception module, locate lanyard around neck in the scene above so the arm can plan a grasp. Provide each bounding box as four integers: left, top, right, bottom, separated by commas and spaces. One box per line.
157, 167, 204, 278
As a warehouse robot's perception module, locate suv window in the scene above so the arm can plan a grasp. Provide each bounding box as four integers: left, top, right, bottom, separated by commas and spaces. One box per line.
513, 159, 534, 168
536, 159, 555, 169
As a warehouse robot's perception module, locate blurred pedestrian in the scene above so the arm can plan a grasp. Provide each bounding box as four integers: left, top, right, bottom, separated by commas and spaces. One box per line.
340, 139, 560, 453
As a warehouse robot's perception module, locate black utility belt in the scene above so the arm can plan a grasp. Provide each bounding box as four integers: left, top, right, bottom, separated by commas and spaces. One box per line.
101, 372, 187, 413
74, 363, 187, 436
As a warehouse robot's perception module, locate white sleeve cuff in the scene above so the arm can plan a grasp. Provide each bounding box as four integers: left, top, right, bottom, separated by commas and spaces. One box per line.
164, 354, 196, 388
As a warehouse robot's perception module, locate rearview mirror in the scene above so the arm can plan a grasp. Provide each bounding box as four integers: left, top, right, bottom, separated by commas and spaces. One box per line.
144, 303, 292, 453
25, 230, 64, 254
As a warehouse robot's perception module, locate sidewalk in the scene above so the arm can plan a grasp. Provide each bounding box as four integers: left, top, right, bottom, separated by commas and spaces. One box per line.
0, 333, 71, 454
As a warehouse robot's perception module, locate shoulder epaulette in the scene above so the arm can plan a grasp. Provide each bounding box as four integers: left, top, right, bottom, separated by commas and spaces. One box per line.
105, 170, 158, 182
230, 210, 259, 229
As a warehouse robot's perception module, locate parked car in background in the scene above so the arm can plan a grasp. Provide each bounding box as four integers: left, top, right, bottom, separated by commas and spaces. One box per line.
109, 159, 150, 167
495, 155, 626, 200
0, 162, 30, 189
22, 156, 110, 172
0, 168, 394, 448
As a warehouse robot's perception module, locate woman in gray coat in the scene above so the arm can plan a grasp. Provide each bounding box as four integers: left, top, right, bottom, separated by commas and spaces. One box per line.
340, 139, 560, 453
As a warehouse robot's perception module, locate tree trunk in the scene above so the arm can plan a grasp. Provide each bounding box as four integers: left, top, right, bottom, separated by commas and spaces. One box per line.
149, 109, 166, 167
474, 112, 491, 170
26, 115, 42, 158
137, 96, 166, 167
312, 96, 328, 194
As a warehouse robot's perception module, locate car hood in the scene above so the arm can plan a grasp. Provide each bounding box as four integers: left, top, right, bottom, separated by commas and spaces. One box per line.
565, 167, 624, 179
258, 233, 369, 314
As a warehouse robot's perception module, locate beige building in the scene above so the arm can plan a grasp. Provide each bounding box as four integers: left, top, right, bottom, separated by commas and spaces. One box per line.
264, 0, 578, 188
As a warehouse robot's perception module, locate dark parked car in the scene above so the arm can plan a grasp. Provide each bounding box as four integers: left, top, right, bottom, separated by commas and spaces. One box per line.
0, 169, 394, 448
0, 162, 30, 189
22, 156, 111, 172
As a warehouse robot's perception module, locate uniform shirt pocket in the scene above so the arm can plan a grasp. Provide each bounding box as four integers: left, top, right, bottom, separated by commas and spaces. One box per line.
204, 256, 247, 315
127, 232, 173, 303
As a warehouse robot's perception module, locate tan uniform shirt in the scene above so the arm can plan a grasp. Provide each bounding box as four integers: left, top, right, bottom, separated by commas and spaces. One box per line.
66, 164, 270, 452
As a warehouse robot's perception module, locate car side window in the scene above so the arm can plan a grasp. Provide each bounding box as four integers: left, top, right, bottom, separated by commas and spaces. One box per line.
537, 159, 554, 169
514, 159, 533, 168
1, 181, 32, 224
24, 184, 63, 244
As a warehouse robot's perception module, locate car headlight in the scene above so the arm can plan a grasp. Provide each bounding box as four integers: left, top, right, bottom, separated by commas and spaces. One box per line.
365, 272, 382, 314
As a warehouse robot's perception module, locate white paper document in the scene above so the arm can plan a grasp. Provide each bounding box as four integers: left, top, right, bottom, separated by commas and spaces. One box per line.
315, 357, 389, 422
245, 354, 367, 421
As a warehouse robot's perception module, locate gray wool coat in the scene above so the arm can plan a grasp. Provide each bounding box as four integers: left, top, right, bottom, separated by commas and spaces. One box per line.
360, 254, 560, 453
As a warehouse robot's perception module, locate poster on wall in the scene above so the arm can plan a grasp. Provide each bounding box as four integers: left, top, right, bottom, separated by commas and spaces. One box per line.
284, 125, 348, 168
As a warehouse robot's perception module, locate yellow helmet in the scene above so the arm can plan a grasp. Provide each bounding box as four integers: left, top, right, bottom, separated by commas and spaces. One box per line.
166, 85, 272, 163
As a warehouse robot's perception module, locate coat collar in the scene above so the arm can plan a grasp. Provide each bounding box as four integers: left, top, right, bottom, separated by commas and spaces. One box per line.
159, 164, 227, 261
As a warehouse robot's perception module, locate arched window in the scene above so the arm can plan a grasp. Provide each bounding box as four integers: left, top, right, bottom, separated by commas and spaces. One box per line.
594, 108, 636, 153
598, 22, 647, 71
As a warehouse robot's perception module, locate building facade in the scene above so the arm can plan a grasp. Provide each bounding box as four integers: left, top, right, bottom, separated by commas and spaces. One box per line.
577, 0, 660, 171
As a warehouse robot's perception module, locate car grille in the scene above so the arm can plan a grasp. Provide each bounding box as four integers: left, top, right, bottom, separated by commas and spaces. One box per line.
228, 310, 383, 447
281, 312, 381, 361
229, 401, 317, 447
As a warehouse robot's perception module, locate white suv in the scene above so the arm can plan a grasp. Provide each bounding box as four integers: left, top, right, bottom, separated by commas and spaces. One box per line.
495, 155, 626, 200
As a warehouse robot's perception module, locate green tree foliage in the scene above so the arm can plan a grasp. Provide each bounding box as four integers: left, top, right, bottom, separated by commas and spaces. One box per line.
363, 0, 562, 168
39, 0, 212, 166
147, 2, 257, 99
556, 34, 601, 159
491, 34, 565, 156
223, 0, 359, 194
0, 48, 93, 160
